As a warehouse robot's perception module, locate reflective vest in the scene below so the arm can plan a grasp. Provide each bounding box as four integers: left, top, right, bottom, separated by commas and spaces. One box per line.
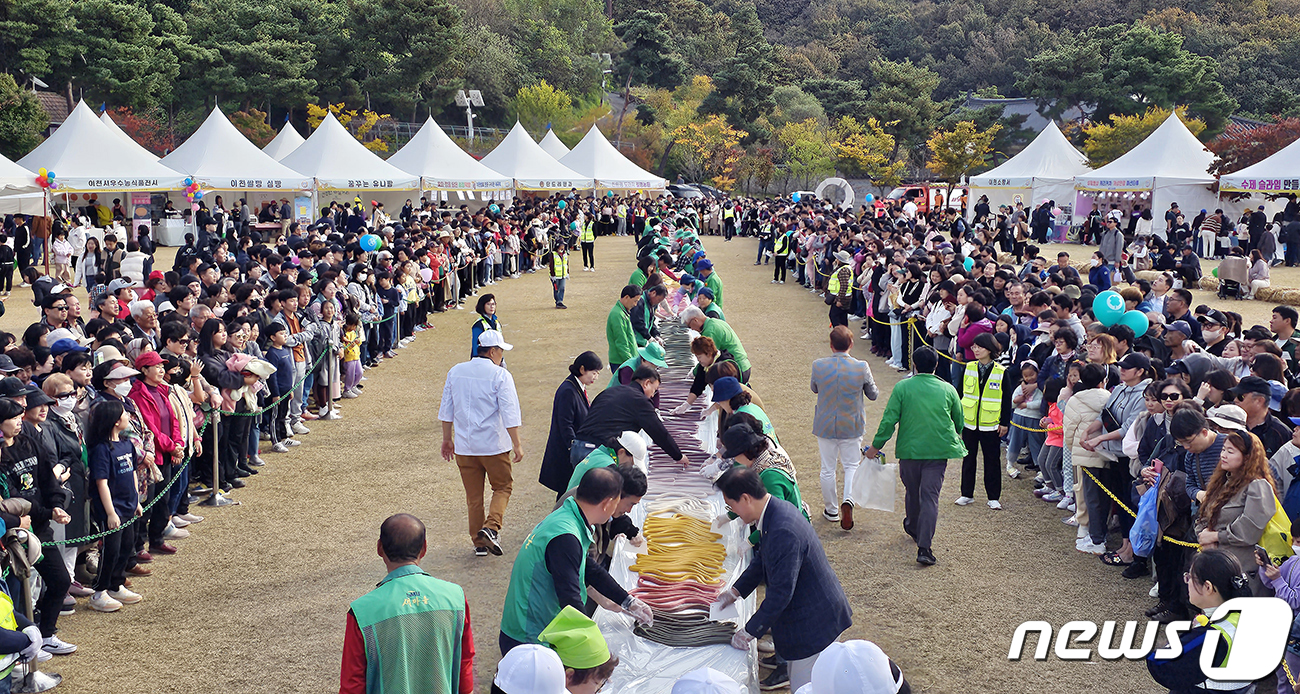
774, 233, 790, 257
500, 497, 592, 644
961, 361, 1005, 431
349, 565, 466, 694
827, 266, 851, 295
723, 206, 735, 220
616, 204, 627, 219
550, 251, 568, 279
579, 222, 595, 243
0, 588, 17, 677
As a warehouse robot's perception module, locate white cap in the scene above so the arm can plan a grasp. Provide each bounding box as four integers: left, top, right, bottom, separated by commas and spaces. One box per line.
47, 328, 91, 346
803, 641, 903, 694
617, 430, 648, 466
672, 667, 742, 694
478, 329, 513, 351
493, 644, 567, 694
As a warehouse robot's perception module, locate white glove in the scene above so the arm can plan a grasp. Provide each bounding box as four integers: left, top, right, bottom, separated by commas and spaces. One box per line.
715, 587, 740, 610
622, 596, 654, 626
712, 512, 733, 527
628, 533, 645, 548
20, 626, 40, 662
730, 627, 755, 651
670, 402, 691, 416
699, 458, 729, 480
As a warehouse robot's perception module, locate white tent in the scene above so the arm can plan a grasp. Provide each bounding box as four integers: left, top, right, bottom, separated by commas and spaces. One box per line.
968, 121, 1089, 220
1220, 136, 1300, 194
385, 116, 511, 192
19, 102, 186, 192
0, 153, 38, 194
559, 125, 667, 190
160, 108, 311, 192
279, 112, 418, 191
539, 129, 571, 159
263, 122, 305, 161
479, 122, 593, 191
1074, 114, 1218, 220
100, 112, 160, 161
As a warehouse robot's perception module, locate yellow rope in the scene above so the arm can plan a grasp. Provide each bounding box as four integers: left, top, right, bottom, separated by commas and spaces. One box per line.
1079, 467, 1201, 549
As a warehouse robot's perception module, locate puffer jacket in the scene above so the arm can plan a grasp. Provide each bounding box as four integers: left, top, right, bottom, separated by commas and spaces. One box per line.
1062, 387, 1111, 468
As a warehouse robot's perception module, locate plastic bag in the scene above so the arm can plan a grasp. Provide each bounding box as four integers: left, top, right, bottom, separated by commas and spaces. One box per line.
1129, 478, 1160, 557
849, 456, 897, 513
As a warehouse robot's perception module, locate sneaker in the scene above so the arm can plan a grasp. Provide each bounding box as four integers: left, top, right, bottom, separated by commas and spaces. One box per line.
821, 508, 839, 522
107, 587, 143, 604
1076, 540, 1106, 555
1056, 495, 1073, 510
59, 595, 75, 616
34, 648, 52, 662
1149, 583, 1160, 598
320, 410, 342, 421
271, 442, 290, 453
1042, 490, 1064, 502
758, 663, 789, 690
474, 547, 489, 557
283, 438, 301, 447
170, 515, 190, 528
342, 389, 359, 399
987, 500, 1003, 510
1066, 501, 1077, 512
42, 635, 77, 655
954, 496, 975, 506
249, 455, 267, 466
477, 528, 503, 556
839, 501, 854, 530
162, 525, 190, 540
1005, 463, 1021, 479
178, 513, 204, 524
292, 422, 311, 435
68, 582, 94, 598
1122, 559, 1151, 579
1062, 514, 1078, 527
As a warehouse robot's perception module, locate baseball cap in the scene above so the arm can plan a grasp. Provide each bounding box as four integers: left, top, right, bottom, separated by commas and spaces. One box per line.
616, 431, 648, 465
710, 376, 743, 402
47, 328, 91, 346
720, 422, 765, 459
493, 644, 566, 694
107, 277, 134, 293
1230, 375, 1271, 399
477, 329, 513, 351
1197, 309, 1228, 326
537, 606, 610, 670
1206, 404, 1248, 431
0, 355, 19, 373
96, 346, 127, 365
1117, 352, 1151, 371
50, 338, 90, 356
673, 668, 742, 694
795, 640, 906, 694
1166, 320, 1193, 337
0, 378, 37, 398
638, 341, 668, 368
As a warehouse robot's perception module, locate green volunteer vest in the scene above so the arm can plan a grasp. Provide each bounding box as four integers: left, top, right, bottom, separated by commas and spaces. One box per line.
629, 268, 648, 287
580, 222, 595, 243
702, 302, 725, 322
500, 497, 592, 645
737, 403, 778, 445
567, 446, 618, 491
349, 565, 466, 694
608, 355, 641, 389
961, 361, 1006, 431
703, 272, 723, 308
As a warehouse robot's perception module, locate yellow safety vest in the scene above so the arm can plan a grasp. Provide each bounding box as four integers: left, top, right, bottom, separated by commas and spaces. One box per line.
616, 204, 627, 219
551, 252, 569, 279
1202, 613, 1247, 691
827, 266, 851, 295
0, 588, 18, 676
961, 360, 1005, 431
579, 222, 595, 243
723, 207, 735, 219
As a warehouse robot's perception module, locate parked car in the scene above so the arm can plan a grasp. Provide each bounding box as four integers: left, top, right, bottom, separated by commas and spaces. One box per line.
668, 183, 705, 199
690, 183, 727, 200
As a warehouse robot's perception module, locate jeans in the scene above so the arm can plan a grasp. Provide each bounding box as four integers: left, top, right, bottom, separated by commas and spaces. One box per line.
1006, 413, 1045, 470
552, 277, 566, 304
900, 460, 946, 550
570, 439, 598, 467
817, 436, 861, 513
756, 238, 772, 263
581, 242, 595, 268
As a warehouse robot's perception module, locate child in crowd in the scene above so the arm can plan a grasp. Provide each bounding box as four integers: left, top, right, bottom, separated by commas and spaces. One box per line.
341, 313, 363, 398
1006, 361, 1042, 480
375, 271, 400, 359
86, 399, 143, 613
263, 323, 296, 453
50, 229, 74, 284
1036, 378, 1067, 504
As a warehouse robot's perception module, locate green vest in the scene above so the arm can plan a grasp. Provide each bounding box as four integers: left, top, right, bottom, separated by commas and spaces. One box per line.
703, 272, 723, 308
961, 361, 1006, 431
349, 565, 466, 694
737, 403, 778, 445
567, 446, 617, 491
702, 302, 725, 322
608, 355, 641, 389
550, 252, 568, 278
579, 222, 595, 243
500, 497, 592, 644
629, 268, 648, 288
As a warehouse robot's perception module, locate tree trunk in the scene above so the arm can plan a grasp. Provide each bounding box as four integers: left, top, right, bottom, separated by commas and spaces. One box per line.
64, 81, 73, 113
613, 71, 634, 146
656, 139, 677, 178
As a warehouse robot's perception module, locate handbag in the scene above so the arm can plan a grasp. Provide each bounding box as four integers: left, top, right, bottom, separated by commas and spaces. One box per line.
849, 455, 897, 513
1259, 493, 1295, 567
1129, 476, 1160, 557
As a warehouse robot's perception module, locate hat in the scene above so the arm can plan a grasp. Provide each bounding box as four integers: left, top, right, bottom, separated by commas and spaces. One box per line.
710, 376, 743, 402
24, 390, 52, 409
0, 399, 22, 422
134, 351, 164, 368
50, 338, 90, 356
96, 346, 127, 365
720, 422, 764, 459
1207, 404, 1248, 431
672, 668, 743, 694
696, 259, 713, 271
1062, 285, 1081, 300
797, 640, 905, 694
1165, 360, 1188, 376
477, 330, 513, 351
0, 378, 37, 398
1117, 352, 1150, 371
494, 644, 566, 694
680, 273, 696, 285
1033, 322, 1052, 334
616, 431, 648, 465
538, 606, 611, 670
1198, 309, 1228, 326
697, 287, 715, 301
107, 277, 134, 294
106, 365, 140, 381
47, 328, 90, 346
834, 250, 853, 264
638, 341, 668, 368
1166, 320, 1193, 337
1230, 375, 1271, 400
0, 356, 19, 374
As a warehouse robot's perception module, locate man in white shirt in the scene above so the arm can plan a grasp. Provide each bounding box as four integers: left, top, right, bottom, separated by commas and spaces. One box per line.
902, 199, 918, 220
438, 329, 524, 557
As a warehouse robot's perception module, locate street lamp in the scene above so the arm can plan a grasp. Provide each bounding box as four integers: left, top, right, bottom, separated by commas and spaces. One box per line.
590, 54, 613, 104
455, 89, 485, 146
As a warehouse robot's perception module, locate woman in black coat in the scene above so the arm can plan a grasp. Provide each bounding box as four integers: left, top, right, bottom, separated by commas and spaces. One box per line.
538, 352, 603, 497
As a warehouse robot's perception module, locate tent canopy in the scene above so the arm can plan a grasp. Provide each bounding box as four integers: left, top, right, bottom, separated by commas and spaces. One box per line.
101, 112, 161, 161
0, 153, 38, 194
385, 116, 511, 191
539, 129, 571, 159
18, 101, 186, 192
279, 112, 418, 191
971, 121, 1089, 188
263, 122, 305, 161
559, 125, 667, 190
160, 108, 311, 192
1075, 115, 1215, 191
1220, 136, 1300, 194
479, 122, 593, 191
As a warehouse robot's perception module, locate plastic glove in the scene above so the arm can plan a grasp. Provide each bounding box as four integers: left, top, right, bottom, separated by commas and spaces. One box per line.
712, 512, 732, 527
20, 626, 40, 662
670, 402, 691, 416
730, 627, 755, 651
628, 533, 645, 548
715, 587, 740, 610
622, 596, 654, 626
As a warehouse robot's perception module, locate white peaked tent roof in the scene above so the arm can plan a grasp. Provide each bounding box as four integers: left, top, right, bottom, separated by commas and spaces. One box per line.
100, 112, 161, 161
0, 153, 38, 194
263, 122, 305, 161
18, 101, 186, 192
539, 129, 571, 159
971, 121, 1089, 188
160, 108, 311, 191
1076, 114, 1215, 191
385, 117, 511, 191
479, 122, 593, 190
279, 112, 418, 191
1220, 136, 1300, 193
560, 125, 667, 190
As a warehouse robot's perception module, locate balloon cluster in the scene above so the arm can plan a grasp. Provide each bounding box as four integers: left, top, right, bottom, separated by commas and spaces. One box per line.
360, 234, 383, 252
488, 204, 500, 214
36, 168, 58, 190
184, 177, 204, 202
1093, 289, 1149, 335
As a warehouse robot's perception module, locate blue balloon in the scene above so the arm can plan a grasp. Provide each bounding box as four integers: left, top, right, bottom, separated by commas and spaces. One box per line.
1094, 290, 1126, 327
864, 193, 875, 204
488, 204, 500, 214
791, 192, 801, 202
963, 256, 974, 273
1118, 310, 1150, 337
557, 200, 567, 210
360, 234, 381, 252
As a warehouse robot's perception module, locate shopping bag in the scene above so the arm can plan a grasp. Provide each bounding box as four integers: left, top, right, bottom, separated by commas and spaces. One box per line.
849, 456, 897, 513
1258, 494, 1295, 567
1128, 477, 1160, 557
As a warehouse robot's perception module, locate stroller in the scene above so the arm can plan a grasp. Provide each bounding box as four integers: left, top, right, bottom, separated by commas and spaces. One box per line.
1216, 256, 1249, 299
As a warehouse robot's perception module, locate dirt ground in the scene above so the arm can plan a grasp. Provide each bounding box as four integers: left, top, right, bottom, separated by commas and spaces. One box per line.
9, 237, 1292, 693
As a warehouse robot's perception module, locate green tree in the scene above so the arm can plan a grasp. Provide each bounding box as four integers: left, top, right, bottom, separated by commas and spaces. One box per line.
0, 72, 47, 159
511, 80, 573, 134
776, 118, 834, 188
862, 58, 948, 160
448, 25, 526, 123
70, 0, 177, 109
615, 10, 687, 90
770, 84, 825, 127
801, 78, 868, 121
504, 0, 615, 93
699, 1, 775, 141
927, 120, 1001, 201
350, 0, 462, 120
0, 0, 80, 88
185, 0, 319, 111
1082, 106, 1206, 167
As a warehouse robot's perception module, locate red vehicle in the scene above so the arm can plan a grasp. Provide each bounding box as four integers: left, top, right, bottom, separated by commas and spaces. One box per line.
874, 184, 968, 216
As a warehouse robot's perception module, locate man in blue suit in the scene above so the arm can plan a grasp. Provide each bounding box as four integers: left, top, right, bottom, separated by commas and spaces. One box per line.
714, 468, 852, 691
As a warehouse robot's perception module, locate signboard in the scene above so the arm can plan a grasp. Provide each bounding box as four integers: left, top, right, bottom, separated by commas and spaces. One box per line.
295, 196, 312, 224
131, 192, 151, 241
1220, 177, 1300, 193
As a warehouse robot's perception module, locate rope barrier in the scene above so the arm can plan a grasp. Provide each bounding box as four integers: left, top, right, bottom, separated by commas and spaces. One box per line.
1079, 467, 1200, 549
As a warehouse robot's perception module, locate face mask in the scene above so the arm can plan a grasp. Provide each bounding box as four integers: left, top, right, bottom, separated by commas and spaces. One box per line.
1204, 328, 1223, 341
113, 382, 132, 397
53, 396, 76, 414
1090, 258, 1100, 267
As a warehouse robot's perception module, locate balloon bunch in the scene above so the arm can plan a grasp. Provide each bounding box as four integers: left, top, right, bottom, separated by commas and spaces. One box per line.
184, 177, 204, 202
488, 204, 500, 214
360, 234, 383, 252
36, 168, 58, 190
1093, 289, 1149, 335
